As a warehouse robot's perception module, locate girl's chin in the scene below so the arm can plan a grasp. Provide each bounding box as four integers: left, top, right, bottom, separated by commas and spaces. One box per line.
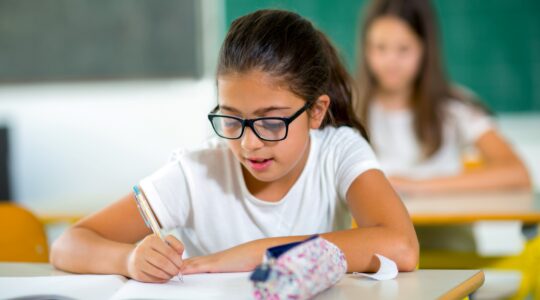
379, 80, 412, 92
242, 163, 280, 183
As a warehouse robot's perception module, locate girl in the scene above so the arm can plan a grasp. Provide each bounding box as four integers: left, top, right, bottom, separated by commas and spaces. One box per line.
356, 0, 531, 194
51, 9, 418, 283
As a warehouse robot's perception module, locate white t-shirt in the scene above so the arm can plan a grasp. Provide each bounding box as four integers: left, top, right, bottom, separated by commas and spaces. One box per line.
139, 126, 379, 258
369, 100, 493, 179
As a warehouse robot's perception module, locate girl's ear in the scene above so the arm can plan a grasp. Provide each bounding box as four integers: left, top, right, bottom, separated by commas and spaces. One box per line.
309, 94, 331, 129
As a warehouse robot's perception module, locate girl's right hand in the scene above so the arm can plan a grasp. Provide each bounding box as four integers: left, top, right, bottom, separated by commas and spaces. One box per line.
126, 234, 184, 283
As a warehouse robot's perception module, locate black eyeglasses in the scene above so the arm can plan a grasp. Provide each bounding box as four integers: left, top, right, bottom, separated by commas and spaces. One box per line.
207, 101, 313, 141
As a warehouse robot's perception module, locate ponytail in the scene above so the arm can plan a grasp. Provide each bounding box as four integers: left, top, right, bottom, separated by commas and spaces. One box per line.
316, 31, 369, 139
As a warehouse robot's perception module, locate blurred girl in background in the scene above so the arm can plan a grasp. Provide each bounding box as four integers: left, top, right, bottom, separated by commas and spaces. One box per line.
356, 0, 530, 194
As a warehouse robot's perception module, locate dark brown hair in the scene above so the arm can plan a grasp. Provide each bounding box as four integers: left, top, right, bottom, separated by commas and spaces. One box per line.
356, 0, 479, 156
218, 9, 368, 139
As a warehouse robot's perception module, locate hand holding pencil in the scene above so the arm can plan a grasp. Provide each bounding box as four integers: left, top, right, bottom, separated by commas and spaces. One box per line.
127, 185, 185, 283
126, 233, 185, 283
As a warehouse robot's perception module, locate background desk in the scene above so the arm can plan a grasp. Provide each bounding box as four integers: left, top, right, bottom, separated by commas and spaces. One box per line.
0, 263, 484, 300
403, 190, 540, 225
403, 190, 540, 299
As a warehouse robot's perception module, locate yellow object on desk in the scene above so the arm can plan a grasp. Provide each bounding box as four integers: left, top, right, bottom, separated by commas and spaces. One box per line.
0, 203, 49, 262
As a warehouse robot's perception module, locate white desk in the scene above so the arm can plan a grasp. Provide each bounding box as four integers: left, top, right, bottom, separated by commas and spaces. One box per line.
0, 263, 484, 300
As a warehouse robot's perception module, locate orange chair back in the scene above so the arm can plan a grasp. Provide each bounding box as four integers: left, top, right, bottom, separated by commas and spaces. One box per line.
0, 203, 48, 262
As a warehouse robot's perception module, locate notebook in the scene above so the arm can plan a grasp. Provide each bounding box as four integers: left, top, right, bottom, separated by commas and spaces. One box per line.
0, 272, 253, 300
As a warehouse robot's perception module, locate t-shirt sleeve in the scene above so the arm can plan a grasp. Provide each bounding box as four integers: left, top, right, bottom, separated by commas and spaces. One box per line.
139, 156, 191, 230
450, 101, 494, 146
334, 128, 381, 201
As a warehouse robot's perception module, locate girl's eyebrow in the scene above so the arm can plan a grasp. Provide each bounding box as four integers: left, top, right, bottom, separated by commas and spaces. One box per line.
219, 105, 291, 115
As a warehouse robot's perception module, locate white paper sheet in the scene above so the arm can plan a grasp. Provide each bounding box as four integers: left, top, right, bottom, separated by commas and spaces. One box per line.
351, 254, 398, 280
0, 272, 254, 300
1, 256, 398, 299
111, 272, 253, 300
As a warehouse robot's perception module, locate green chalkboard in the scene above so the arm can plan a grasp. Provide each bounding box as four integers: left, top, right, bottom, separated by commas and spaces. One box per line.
0, 0, 203, 82
224, 0, 540, 112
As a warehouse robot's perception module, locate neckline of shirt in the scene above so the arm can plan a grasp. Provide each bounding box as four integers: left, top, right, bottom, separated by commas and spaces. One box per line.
235, 130, 318, 207
372, 100, 412, 116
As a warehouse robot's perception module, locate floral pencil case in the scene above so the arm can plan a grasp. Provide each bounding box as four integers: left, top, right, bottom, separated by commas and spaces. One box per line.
249, 235, 347, 300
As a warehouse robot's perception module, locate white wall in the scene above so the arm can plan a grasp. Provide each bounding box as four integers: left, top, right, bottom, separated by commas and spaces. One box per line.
0, 79, 216, 215
495, 113, 540, 189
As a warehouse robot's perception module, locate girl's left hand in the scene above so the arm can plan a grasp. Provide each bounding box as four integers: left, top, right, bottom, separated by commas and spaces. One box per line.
181, 243, 262, 275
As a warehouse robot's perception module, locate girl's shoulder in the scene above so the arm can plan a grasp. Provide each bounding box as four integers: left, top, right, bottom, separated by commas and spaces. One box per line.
443, 85, 491, 120
443, 98, 491, 123
312, 125, 367, 142
311, 126, 372, 155
443, 98, 493, 144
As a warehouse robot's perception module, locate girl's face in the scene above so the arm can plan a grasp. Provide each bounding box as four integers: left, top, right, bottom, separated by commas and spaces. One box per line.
365, 16, 424, 93
217, 70, 328, 185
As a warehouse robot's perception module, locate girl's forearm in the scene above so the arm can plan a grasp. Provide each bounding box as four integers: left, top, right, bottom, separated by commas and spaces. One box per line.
418, 163, 531, 193
50, 227, 134, 276
246, 227, 418, 273
321, 227, 418, 272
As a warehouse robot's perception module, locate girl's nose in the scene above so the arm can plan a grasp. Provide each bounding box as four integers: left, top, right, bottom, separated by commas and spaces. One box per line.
241, 127, 264, 151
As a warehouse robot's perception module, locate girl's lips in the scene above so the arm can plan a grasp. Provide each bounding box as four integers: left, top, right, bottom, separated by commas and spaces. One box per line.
246, 158, 273, 172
